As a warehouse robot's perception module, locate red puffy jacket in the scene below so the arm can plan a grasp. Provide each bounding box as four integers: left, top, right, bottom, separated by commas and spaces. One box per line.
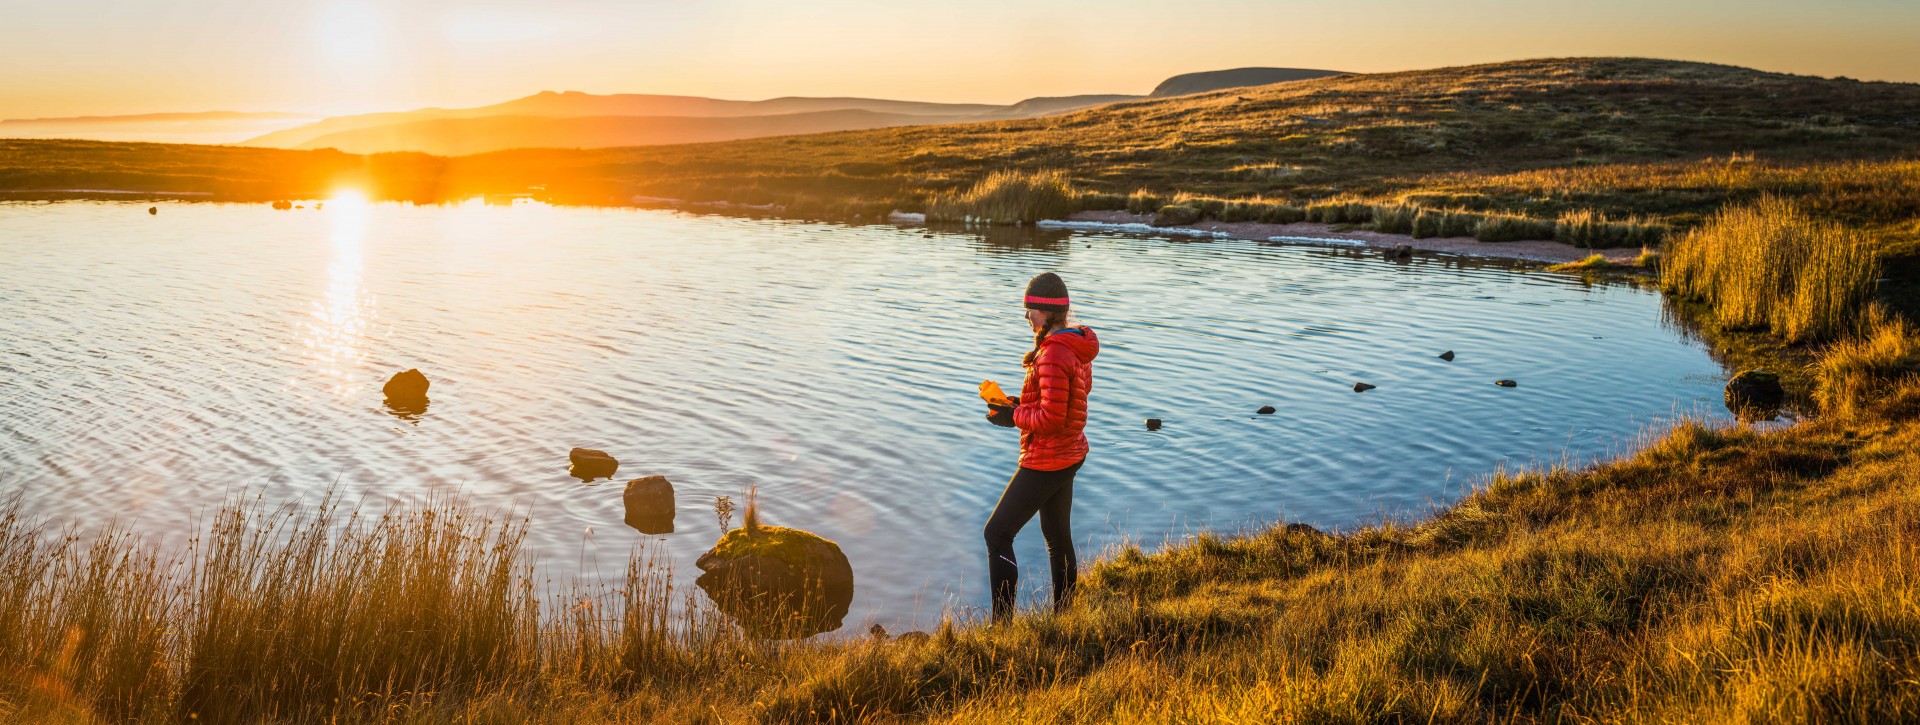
1014, 326, 1099, 471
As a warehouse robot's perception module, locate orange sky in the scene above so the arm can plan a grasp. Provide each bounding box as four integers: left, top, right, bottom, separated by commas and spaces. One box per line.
4, 0, 1916, 119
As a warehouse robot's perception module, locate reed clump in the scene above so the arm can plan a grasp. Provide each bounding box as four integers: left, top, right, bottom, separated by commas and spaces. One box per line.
1555, 209, 1668, 248
1546, 253, 1620, 272
925, 169, 1078, 223
1663, 196, 1880, 342
1815, 306, 1920, 418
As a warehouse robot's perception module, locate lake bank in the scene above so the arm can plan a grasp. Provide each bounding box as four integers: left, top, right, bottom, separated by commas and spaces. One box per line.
7, 374, 1916, 722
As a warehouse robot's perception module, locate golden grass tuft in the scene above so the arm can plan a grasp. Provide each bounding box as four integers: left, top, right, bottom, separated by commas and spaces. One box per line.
1663, 196, 1879, 342
1816, 306, 1920, 418
925, 169, 1078, 224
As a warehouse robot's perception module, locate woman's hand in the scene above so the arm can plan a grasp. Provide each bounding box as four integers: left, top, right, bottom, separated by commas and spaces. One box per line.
985, 403, 1017, 428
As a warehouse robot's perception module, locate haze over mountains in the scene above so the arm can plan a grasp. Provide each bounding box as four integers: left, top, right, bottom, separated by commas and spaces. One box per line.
0, 111, 315, 145
0, 67, 1342, 154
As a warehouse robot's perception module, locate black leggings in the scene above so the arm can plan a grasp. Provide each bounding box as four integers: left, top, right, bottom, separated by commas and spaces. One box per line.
984, 460, 1082, 622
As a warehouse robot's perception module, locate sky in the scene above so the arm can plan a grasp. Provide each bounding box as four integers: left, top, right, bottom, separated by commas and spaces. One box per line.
3, 0, 1917, 119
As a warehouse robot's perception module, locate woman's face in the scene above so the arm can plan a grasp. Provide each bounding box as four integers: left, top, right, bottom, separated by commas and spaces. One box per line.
1021, 306, 1052, 331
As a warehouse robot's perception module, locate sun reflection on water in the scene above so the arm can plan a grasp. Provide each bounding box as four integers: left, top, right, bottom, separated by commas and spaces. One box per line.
302, 190, 375, 394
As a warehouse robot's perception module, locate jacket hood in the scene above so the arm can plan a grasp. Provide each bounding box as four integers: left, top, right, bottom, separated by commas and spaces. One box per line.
1044, 325, 1099, 363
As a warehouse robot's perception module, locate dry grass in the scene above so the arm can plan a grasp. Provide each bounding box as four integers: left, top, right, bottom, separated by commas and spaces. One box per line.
1816, 306, 1920, 418
7, 363, 1920, 723
924, 169, 1078, 224
1663, 196, 1881, 342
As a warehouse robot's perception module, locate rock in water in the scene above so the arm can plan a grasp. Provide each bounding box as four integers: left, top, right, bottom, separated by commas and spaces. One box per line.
272, 200, 293, 210
623, 475, 675, 534
1724, 369, 1785, 414
381, 369, 430, 417
1438, 350, 1455, 361
1145, 418, 1163, 431
569, 448, 619, 480
383, 369, 429, 402
1494, 379, 1518, 388
1353, 382, 1376, 393
1256, 405, 1277, 415
696, 524, 854, 639
1387, 245, 1413, 259
147, 206, 157, 215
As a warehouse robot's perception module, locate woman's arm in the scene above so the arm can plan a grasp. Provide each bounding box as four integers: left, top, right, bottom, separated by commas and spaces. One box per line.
1013, 345, 1072, 433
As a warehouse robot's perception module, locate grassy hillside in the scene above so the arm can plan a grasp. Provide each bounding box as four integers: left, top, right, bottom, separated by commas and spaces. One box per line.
6, 58, 1917, 220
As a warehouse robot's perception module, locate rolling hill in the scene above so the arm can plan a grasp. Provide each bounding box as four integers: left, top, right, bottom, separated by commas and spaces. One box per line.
282, 109, 979, 156
1148, 67, 1346, 96
8, 57, 1917, 244
240, 90, 1148, 154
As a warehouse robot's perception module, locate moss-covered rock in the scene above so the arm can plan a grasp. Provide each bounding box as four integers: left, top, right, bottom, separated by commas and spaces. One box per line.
1725, 369, 1786, 419
1151, 205, 1201, 227
695, 524, 854, 639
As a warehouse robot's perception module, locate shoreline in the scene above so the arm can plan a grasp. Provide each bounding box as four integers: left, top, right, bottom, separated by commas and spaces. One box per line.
4, 190, 1641, 268
1049, 210, 1647, 265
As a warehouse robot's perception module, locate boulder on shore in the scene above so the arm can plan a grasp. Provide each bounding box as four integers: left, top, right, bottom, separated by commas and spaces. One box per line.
569, 448, 619, 480
1725, 369, 1785, 414
696, 523, 854, 639
1151, 205, 1201, 227
622, 475, 675, 534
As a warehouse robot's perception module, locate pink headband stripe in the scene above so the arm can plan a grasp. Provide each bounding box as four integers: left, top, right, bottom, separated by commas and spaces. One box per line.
1025, 295, 1070, 306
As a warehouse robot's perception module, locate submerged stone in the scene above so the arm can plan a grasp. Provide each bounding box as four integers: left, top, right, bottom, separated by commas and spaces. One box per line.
696, 524, 854, 639
569, 448, 619, 481
622, 475, 675, 535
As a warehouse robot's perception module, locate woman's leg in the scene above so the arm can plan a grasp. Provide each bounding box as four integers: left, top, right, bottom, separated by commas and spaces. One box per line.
1037, 461, 1081, 612
984, 465, 1073, 622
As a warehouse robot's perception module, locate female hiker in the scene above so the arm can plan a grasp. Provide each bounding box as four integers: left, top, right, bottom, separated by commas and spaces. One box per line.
983, 272, 1099, 622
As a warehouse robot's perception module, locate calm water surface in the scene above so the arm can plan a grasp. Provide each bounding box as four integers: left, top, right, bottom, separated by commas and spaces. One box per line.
0, 199, 1732, 632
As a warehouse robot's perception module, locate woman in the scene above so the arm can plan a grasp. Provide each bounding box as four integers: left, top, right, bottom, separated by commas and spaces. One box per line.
983, 272, 1099, 622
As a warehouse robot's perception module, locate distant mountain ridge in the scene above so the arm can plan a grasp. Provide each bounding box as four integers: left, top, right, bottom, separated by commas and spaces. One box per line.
288, 110, 980, 156
2, 111, 309, 125
1149, 67, 1347, 97
0, 66, 1346, 152
0, 111, 318, 145
239, 91, 1147, 152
